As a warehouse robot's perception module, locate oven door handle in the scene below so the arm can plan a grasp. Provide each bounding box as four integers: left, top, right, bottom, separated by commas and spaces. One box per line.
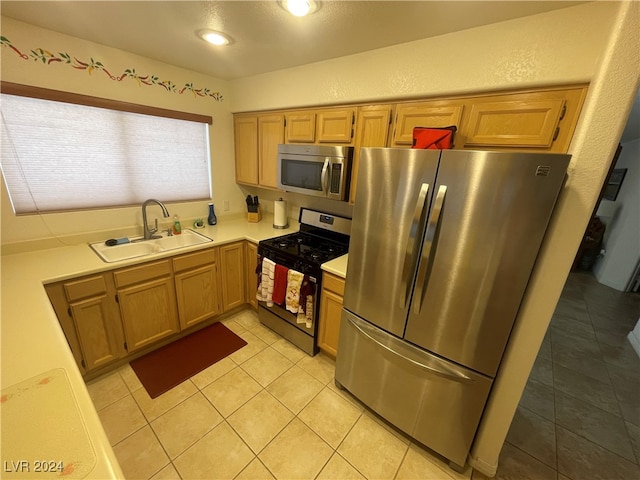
321, 159, 329, 195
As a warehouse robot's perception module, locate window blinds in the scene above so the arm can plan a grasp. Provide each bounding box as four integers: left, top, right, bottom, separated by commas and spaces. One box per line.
1, 94, 211, 214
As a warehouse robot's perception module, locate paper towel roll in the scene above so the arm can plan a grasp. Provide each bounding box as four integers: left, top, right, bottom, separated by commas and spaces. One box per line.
273, 198, 289, 229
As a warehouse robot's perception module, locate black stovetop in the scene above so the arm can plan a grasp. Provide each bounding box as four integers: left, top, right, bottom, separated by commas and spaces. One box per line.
260, 231, 348, 265
258, 209, 350, 275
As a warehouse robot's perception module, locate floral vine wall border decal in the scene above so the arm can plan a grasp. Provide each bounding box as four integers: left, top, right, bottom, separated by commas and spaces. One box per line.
1, 36, 224, 102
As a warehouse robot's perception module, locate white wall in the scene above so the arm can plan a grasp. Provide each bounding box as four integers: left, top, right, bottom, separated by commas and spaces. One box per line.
593, 138, 640, 291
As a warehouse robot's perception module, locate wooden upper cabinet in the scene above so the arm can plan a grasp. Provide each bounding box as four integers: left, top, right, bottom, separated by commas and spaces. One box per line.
350, 105, 393, 204
234, 115, 258, 185
285, 111, 316, 143
258, 114, 284, 188
285, 107, 356, 144
391, 101, 464, 147
316, 108, 356, 144
459, 87, 587, 152
463, 97, 564, 148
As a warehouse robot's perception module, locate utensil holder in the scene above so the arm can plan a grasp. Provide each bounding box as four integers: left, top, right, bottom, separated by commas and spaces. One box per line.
247, 206, 262, 223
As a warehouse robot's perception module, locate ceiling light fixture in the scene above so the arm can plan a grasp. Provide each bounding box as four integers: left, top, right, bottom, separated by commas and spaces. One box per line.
197, 29, 231, 46
280, 0, 319, 17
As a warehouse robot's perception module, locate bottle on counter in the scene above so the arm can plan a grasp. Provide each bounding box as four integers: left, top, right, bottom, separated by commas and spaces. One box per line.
208, 203, 217, 225
172, 214, 182, 235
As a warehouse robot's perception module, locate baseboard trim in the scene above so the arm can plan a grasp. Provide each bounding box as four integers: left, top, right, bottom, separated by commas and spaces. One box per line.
467, 453, 498, 478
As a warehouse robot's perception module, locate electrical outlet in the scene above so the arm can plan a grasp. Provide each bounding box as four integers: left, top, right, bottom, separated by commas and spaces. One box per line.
223, 200, 230, 211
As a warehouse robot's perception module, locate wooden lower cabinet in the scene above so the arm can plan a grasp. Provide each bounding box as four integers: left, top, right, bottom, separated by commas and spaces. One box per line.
46, 240, 271, 375
45, 273, 125, 373
114, 260, 179, 353
245, 241, 258, 309
220, 242, 246, 311
173, 248, 221, 329
318, 272, 346, 358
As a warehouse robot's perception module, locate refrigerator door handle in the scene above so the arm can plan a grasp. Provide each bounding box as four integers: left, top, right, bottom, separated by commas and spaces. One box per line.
347, 314, 474, 383
413, 185, 447, 315
399, 182, 430, 309
321, 158, 330, 195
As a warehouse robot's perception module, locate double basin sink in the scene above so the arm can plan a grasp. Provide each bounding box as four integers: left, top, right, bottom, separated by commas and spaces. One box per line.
90, 229, 213, 263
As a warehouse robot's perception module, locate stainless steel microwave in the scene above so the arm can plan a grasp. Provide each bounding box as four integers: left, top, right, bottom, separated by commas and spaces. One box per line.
277, 144, 353, 201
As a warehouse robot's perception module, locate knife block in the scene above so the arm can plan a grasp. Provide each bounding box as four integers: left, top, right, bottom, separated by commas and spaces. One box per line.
247, 206, 262, 223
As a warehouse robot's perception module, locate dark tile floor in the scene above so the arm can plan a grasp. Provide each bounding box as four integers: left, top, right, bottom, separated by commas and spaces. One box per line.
483, 271, 640, 480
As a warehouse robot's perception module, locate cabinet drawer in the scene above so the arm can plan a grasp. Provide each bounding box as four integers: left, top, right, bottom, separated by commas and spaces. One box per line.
64, 275, 107, 302
173, 248, 218, 273
323, 273, 345, 296
114, 260, 171, 288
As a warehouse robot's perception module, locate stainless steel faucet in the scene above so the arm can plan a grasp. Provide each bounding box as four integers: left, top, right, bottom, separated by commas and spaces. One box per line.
142, 199, 170, 240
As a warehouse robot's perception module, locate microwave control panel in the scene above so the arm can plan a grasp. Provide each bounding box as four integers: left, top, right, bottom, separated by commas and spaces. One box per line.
330, 164, 342, 193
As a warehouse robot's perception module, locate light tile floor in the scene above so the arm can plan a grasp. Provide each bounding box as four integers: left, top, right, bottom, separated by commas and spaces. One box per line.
88, 309, 472, 480
478, 271, 640, 480
88, 272, 640, 479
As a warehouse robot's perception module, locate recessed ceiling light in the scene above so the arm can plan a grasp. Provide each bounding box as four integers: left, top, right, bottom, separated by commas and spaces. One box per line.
280, 0, 319, 17
197, 29, 231, 46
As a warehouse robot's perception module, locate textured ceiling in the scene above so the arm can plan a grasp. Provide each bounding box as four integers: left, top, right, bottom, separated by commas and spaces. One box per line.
1, 1, 587, 81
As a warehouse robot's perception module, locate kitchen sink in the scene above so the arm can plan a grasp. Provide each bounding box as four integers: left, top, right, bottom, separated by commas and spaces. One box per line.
90, 229, 213, 263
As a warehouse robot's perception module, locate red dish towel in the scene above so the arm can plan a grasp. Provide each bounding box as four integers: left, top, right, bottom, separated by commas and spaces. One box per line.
272, 264, 289, 306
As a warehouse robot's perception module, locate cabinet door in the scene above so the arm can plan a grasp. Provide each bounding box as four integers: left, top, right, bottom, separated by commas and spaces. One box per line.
174, 264, 220, 329
350, 105, 393, 203
317, 108, 356, 144
70, 295, 120, 370
318, 273, 345, 358
220, 242, 245, 311
462, 96, 565, 149
258, 114, 284, 188
459, 87, 587, 152
391, 101, 464, 147
245, 241, 258, 310
234, 115, 258, 185
118, 276, 179, 352
318, 289, 344, 358
285, 112, 316, 143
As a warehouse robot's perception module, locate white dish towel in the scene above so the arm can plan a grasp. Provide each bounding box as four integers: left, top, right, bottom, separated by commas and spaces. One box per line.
257, 258, 276, 306
285, 269, 304, 314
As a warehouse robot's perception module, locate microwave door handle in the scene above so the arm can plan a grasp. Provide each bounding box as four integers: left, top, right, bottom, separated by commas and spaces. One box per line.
413, 185, 447, 315
321, 159, 329, 195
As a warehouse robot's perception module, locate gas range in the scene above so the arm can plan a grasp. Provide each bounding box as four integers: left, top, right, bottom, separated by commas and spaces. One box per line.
258, 209, 351, 275
256, 208, 351, 355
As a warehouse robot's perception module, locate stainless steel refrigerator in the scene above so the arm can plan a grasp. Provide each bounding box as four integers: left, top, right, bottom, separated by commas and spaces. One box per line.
335, 148, 570, 470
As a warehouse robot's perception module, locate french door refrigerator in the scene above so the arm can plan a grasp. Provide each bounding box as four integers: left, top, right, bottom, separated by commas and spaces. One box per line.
335, 147, 570, 470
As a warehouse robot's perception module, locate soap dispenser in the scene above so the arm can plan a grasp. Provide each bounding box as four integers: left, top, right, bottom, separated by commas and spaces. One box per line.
172, 214, 182, 235
208, 203, 217, 225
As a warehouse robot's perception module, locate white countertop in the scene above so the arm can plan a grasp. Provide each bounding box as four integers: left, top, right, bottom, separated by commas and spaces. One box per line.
0, 215, 300, 479
321, 253, 348, 278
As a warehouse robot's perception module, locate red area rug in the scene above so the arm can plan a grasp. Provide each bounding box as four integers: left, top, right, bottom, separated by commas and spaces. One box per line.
130, 322, 247, 398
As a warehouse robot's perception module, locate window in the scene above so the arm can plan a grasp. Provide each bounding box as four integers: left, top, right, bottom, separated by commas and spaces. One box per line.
0, 86, 212, 214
